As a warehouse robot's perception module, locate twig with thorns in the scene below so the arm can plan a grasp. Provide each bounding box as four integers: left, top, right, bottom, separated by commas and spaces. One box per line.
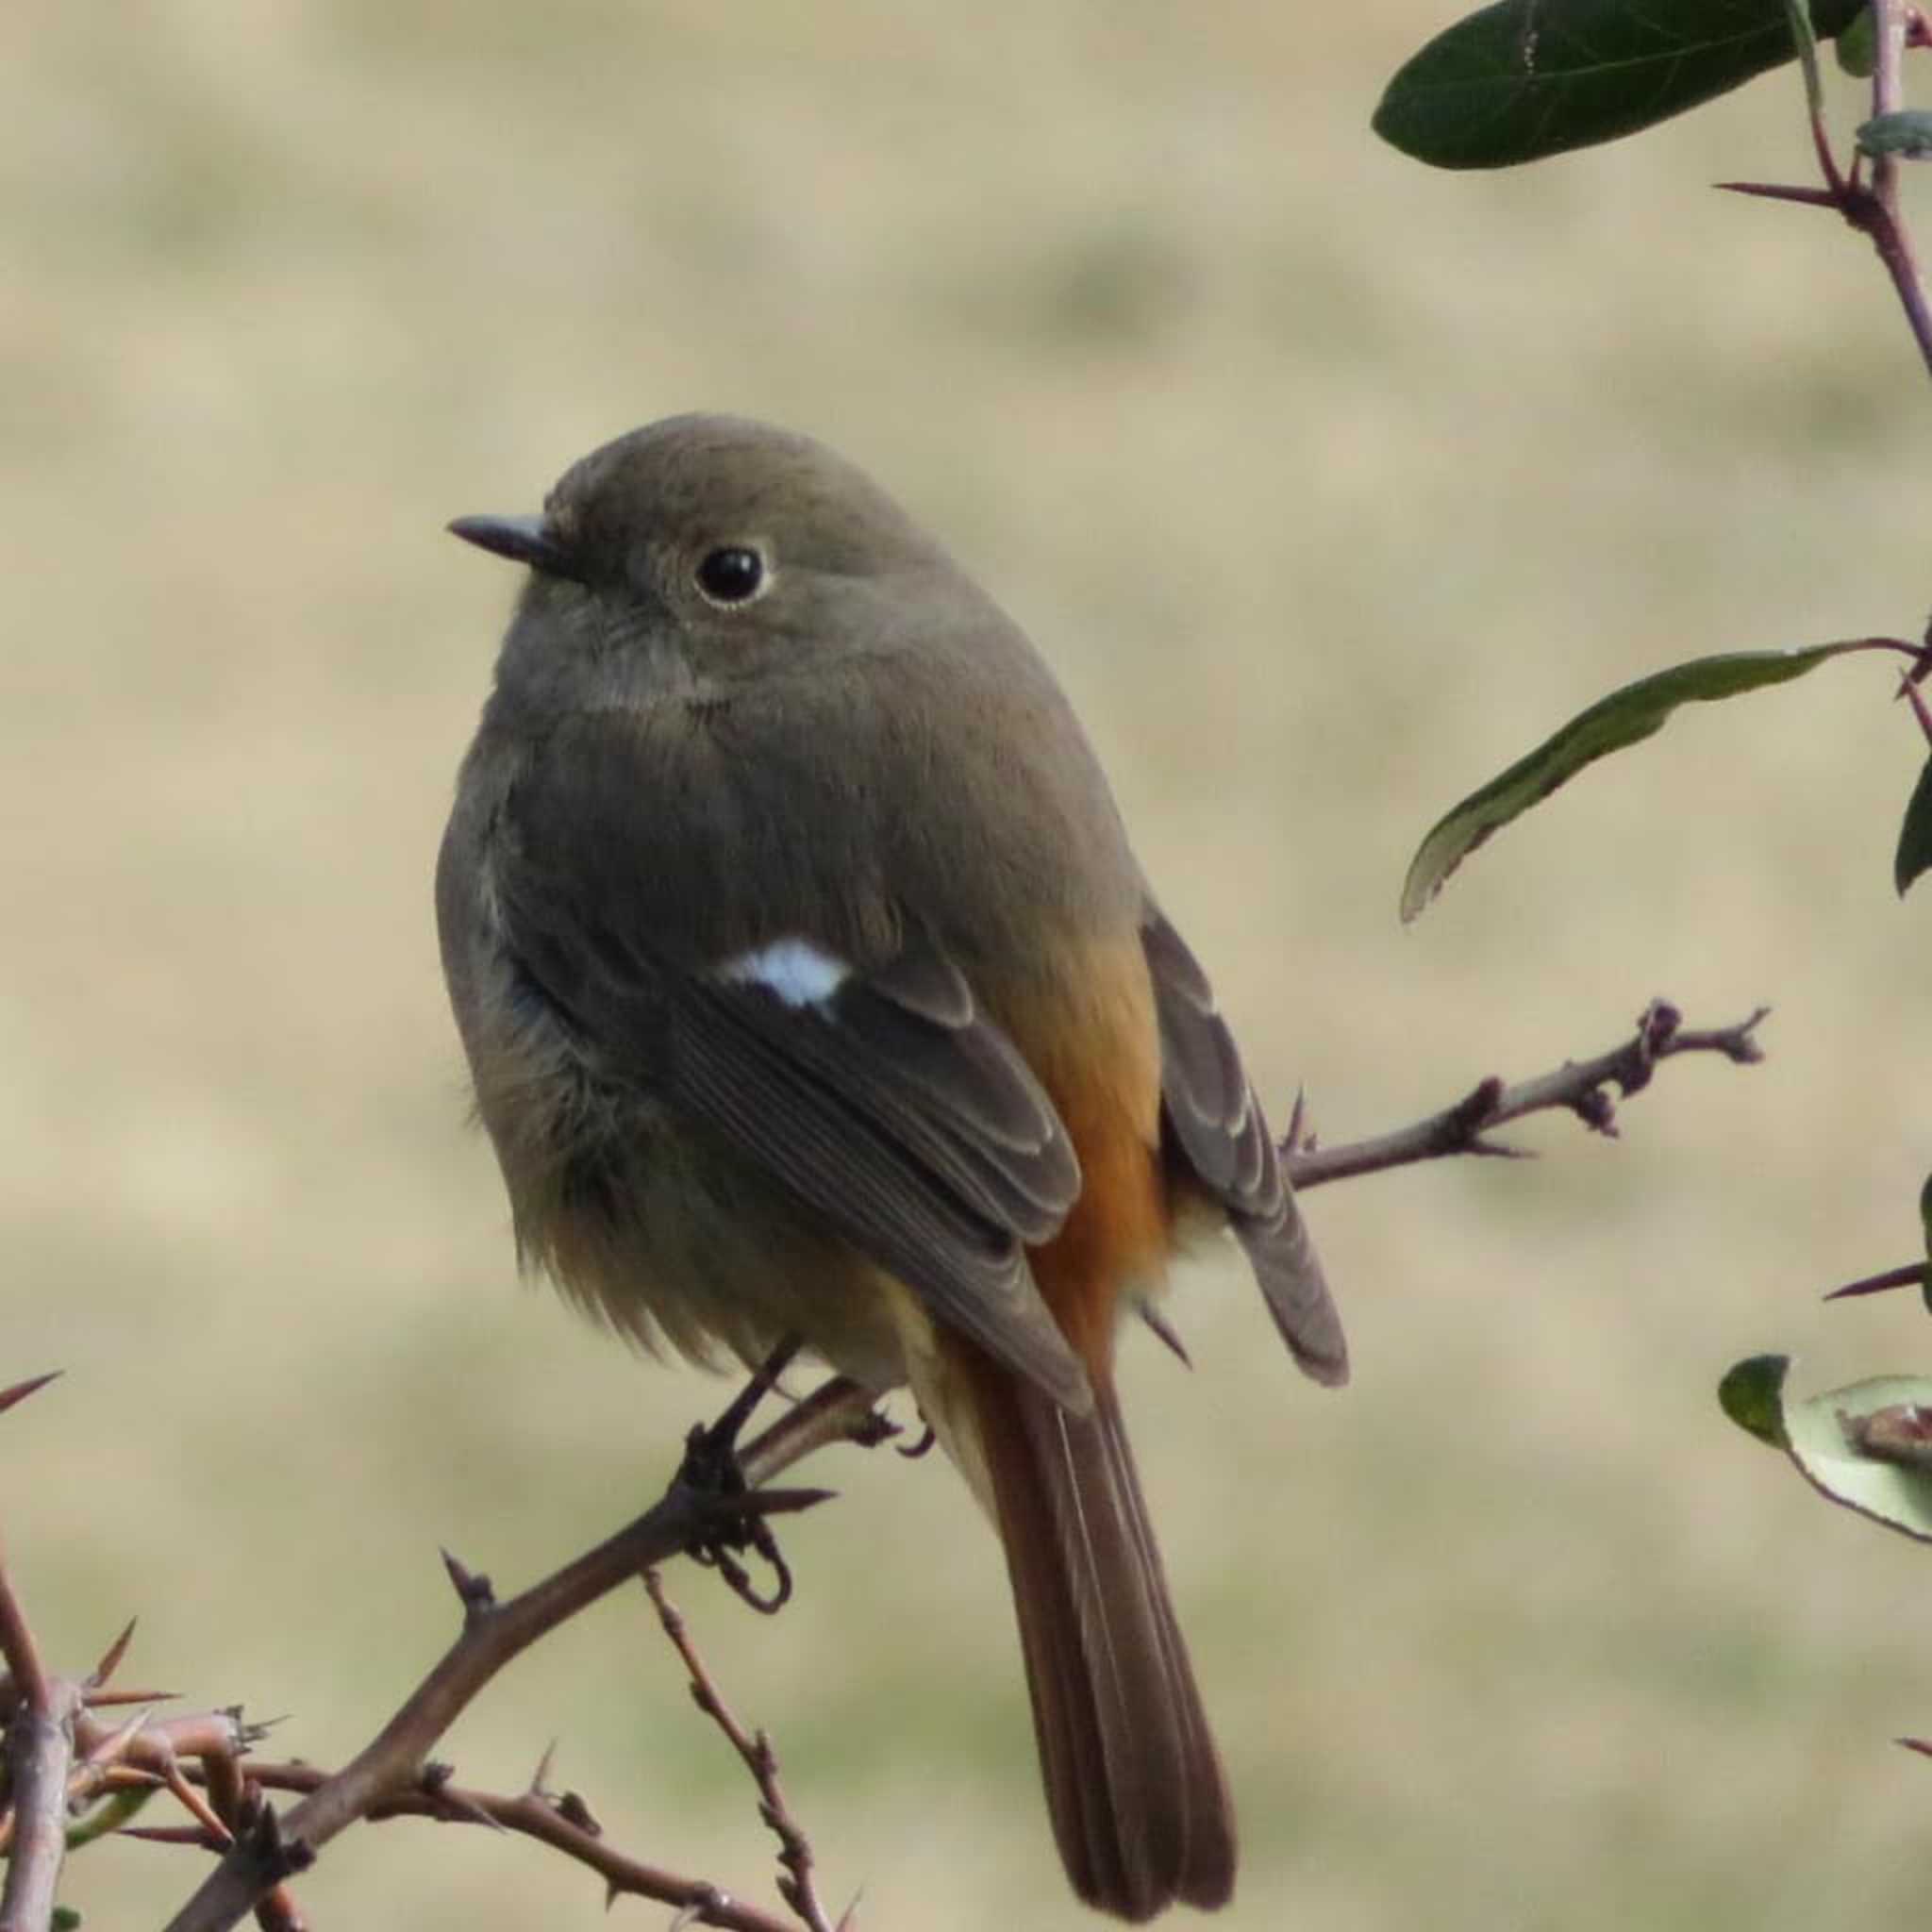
643, 1568, 855, 1932
1285, 999, 1769, 1188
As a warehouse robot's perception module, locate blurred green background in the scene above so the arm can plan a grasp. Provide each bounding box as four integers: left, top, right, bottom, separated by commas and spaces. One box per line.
8, 3, 1932, 1926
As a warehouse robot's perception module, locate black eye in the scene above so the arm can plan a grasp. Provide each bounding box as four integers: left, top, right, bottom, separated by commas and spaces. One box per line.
695, 545, 766, 605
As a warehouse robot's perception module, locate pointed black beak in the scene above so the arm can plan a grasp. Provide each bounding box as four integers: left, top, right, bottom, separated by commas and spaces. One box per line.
447, 513, 578, 579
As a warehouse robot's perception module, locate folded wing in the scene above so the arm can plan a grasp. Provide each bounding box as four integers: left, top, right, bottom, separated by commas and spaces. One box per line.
1141, 906, 1348, 1387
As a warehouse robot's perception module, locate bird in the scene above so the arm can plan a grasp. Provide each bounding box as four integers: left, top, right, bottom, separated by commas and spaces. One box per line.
436, 412, 1347, 1921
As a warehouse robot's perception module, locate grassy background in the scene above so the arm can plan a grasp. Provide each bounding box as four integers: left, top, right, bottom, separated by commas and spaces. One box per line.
8, 3, 1932, 1925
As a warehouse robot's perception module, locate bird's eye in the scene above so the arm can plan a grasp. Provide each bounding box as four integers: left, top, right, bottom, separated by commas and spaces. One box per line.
694, 545, 766, 606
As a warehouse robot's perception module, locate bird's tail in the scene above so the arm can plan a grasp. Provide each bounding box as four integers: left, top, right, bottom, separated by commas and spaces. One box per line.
957, 1349, 1236, 1921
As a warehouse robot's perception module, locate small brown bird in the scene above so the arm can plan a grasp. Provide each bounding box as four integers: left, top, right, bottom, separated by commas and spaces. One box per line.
437, 414, 1346, 1922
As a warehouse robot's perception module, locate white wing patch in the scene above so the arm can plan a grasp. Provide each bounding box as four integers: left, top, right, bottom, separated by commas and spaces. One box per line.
720, 938, 850, 1009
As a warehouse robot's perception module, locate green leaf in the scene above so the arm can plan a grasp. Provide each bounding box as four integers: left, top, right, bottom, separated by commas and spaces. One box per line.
1401, 641, 1868, 923
1374, 0, 1866, 170
1895, 757, 1932, 895
1719, 1353, 1791, 1446
1835, 3, 1877, 75
1722, 1356, 1932, 1539
1919, 1173, 1932, 1313
65, 1782, 155, 1849
1792, 1375, 1932, 1535
1857, 109, 1932, 158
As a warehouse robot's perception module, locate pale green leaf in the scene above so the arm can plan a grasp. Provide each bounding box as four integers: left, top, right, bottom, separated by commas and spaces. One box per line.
1857, 109, 1932, 158
1722, 1356, 1932, 1541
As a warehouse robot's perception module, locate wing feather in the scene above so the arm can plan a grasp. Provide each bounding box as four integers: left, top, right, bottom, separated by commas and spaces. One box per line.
1141, 907, 1348, 1388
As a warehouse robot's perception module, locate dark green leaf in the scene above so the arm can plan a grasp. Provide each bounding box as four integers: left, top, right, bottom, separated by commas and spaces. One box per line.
1402, 641, 1868, 923
1895, 757, 1932, 895
1857, 109, 1932, 158
1719, 1353, 1791, 1446
1919, 1174, 1932, 1313
1835, 4, 1877, 75
1374, 0, 1866, 170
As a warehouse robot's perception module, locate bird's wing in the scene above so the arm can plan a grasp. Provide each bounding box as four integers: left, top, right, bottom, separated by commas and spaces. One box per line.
491, 720, 1090, 1411
1141, 906, 1348, 1387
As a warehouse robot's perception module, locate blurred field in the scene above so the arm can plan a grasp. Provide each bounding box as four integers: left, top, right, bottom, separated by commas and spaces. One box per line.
7, 3, 1932, 1925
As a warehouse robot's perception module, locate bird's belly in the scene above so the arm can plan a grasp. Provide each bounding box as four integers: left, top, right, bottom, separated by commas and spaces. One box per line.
496, 1043, 917, 1393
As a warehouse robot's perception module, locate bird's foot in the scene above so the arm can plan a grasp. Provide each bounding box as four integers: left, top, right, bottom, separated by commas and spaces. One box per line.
678, 1337, 805, 1614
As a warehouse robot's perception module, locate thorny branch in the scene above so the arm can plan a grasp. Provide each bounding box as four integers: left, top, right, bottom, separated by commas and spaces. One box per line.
0, 1363, 873, 1932
1285, 999, 1768, 1188
1718, 0, 1932, 379
5, 998, 1773, 1930
158, 1378, 868, 1932
0, 1373, 76, 1932
643, 1570, 846, 1932
138, 1756, 814, 1932
0, 1612, 77, 1932
0, 1373, 317, 1932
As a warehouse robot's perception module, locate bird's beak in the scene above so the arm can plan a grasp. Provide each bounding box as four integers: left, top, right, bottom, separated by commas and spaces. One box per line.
446, 512, 579, 579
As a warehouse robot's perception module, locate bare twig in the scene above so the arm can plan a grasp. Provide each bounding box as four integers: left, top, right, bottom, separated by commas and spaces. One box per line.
73, 1705, 250, 1771
177, 1751, 314, 1932
1861, 0, 1932, 377
0, 1671, 80, 1932
740, 1379, 880, 1481
61, 1692, 311, 1928
160, 1375, 877, 1932
0, 1541, 75, 1928
144, 1757, 808, 1932
200, 1744, 245, 1831
68, 1706, 152, 1801
0, 1373, 79, 1932
1899, 652, 1932, 745
1287, 1000, 1769, 1188
643, 1570, 835, 1932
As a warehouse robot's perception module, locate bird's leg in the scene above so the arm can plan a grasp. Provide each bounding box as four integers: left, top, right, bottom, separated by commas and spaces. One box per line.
692, 1335, 807, 1471
679, 1336, 806, 1614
